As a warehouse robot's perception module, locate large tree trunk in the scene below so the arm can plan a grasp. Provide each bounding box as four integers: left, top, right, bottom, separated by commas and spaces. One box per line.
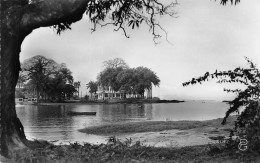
0, 0, 90, 158
1, 11, 29, 158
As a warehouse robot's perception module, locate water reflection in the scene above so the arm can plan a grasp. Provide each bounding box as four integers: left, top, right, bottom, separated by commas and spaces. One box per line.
99, 104, 147, 123
16, 102, 228, 144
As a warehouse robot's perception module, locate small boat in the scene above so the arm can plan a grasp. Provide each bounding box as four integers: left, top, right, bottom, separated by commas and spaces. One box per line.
67, 111, 96, 116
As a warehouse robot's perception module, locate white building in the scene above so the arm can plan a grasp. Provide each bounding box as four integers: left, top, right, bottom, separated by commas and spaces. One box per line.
96, 86, 123, 100
96, 85, 152, 100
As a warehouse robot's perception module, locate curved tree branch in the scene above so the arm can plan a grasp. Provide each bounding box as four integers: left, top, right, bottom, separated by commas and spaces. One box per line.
20, 0, 90, 31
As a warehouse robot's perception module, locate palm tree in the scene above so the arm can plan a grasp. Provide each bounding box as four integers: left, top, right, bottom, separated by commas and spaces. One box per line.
74, 81, 81, 97
86, 81, 98, 99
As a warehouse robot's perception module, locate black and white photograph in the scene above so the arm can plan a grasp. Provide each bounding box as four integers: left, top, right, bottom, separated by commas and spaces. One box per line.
1, 0, 260, 162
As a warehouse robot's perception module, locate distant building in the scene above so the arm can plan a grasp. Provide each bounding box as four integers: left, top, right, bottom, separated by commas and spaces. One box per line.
96, 86, 123, 100
15, 86, 38, 104
96, 85, 152, 100
15, 97, 37, 104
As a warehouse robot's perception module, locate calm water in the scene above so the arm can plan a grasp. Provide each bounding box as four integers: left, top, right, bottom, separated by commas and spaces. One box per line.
16, 101, 229, 144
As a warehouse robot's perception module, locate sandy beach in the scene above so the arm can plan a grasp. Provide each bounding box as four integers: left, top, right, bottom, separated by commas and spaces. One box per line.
79, 117, 235, 147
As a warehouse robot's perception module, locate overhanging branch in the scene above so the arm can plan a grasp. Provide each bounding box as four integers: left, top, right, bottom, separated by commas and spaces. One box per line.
20, 0, 91, 31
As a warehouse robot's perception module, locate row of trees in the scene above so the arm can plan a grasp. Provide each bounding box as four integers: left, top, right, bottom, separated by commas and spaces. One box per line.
17, 55, 77, 101
87, 58, 160, 99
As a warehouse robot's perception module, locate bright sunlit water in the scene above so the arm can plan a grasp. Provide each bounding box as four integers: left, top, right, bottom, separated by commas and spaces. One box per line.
16, 101, 229, 144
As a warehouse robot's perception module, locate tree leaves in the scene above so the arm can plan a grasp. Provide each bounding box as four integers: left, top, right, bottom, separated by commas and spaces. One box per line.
220, 0, 240, 5
183, 57, 260, 151
21, 55, 76, 101
95, 59, 160, 97
53, 22, 72, 35
84, 0, 177, 42
86, 81, 98, 94
103, 58, 129, 69
183, 58, 259, 121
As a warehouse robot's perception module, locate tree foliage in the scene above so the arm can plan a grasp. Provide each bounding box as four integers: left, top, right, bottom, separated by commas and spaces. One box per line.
15, 89, 26, 99
17, 0, 240, 41
131, 66, 160, 96
84, 0, 177, 42
20, 55, 76, 101
17, 72, 27, 88
86, 81, 98, 98
74, 81, 81, 97
97, 67, 124, 92
87, 81, 98, 94
183, 57, 260, 152
219, 0, 240, 5
96, 59, 160, 98
117, 68, 136, 94
18, 0, 178, 43
103, 58, 129, 69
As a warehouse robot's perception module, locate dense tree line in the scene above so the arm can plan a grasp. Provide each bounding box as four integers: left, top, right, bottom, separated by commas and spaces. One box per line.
18, 55, 77, 102
87, 58, 160, 99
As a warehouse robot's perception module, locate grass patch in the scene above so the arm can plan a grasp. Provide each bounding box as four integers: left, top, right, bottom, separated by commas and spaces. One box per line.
79, 117, 236, 135
11, 138, 260, 163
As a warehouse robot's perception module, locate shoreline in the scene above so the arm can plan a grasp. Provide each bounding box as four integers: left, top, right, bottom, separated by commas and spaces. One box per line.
17, 99, 230, 106
79, 116, 236, 135
78, 117, 237, 148
8, 115, 259, 162
35, 99, 185, 105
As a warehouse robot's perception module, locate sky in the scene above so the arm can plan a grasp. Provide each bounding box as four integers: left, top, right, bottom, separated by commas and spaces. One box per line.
20, 0, 260, 101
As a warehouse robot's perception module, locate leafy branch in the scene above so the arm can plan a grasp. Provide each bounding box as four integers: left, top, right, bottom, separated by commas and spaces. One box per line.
183, 57, 260, 125
50, 0, 178, 43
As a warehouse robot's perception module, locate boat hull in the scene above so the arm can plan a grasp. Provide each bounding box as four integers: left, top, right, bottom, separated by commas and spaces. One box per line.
67, 111, 96, 116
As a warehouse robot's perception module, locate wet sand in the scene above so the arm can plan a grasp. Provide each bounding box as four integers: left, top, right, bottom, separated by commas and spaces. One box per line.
115, 126, 231, 147
79, 117, 235, 147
